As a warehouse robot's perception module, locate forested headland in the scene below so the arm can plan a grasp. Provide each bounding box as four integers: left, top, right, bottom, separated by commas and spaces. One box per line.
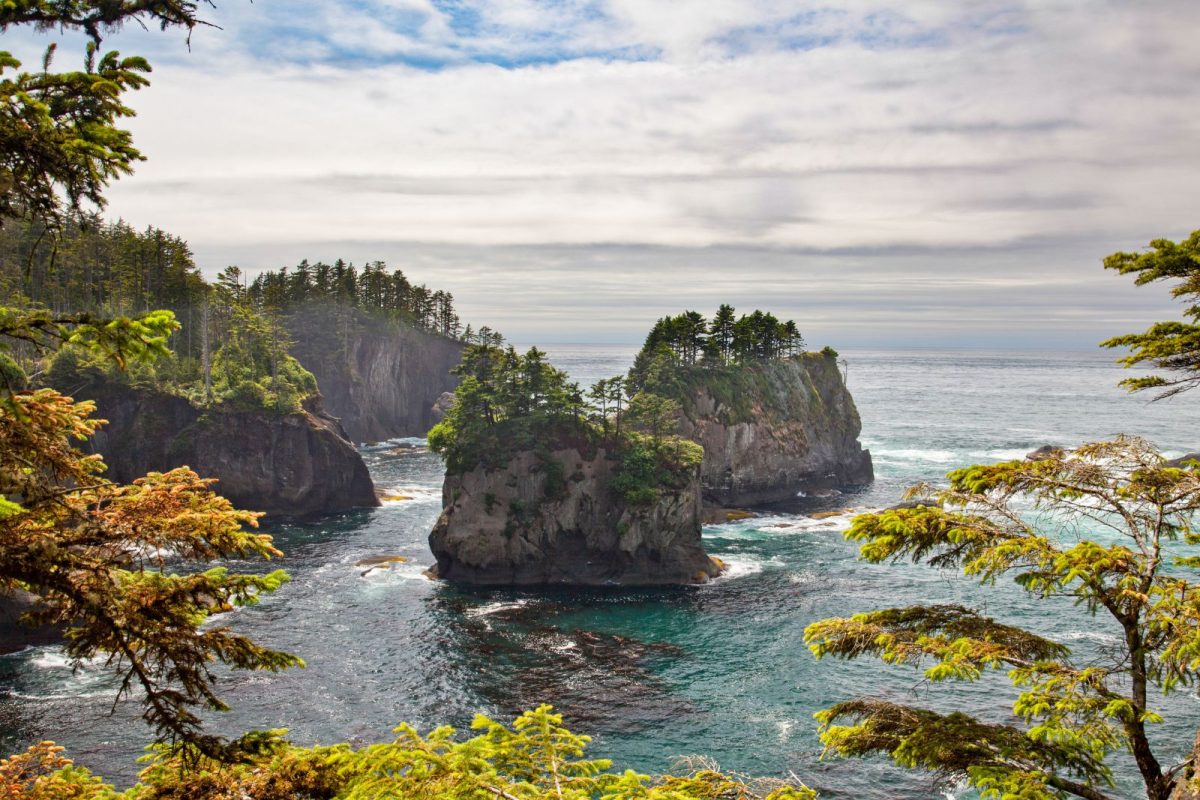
0, 214, 476, 413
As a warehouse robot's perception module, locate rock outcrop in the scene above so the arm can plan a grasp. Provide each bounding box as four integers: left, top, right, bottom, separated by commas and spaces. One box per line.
428, 448, 721, 586
73, 381, 378, 518
669, 353, 872, 506
0, 590, 61, 655
285, 306, 464, 443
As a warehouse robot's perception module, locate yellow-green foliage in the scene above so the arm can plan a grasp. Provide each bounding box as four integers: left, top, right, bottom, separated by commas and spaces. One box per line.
806, 437, 1200, 800
13, 707, 815, 800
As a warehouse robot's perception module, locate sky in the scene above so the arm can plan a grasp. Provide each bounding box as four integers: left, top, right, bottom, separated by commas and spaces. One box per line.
7, 1, 1200, 346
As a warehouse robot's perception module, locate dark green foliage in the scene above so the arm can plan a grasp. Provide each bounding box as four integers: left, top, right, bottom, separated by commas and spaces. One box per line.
610, 443, 661, 504
428, 344, 590, 472
540, 456, 567, 499
430, 345, 704, 511
1102, 229, 1200, 398
247, 259, 472, 340
628, 306, 805, 390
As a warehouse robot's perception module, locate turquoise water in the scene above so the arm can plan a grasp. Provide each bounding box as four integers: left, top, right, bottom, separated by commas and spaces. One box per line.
2, 347, 1198, 798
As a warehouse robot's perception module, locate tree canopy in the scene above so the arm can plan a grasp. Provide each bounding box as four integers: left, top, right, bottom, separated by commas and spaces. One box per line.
428, 345, 702, 506
633, 306, 805, 372
805, 438, 1200, 800
1102, 229, 1200, 398
0, 2, 214, 224
0, 1, 309, 760
247, 258, 465, 339
1, 705, 815, 799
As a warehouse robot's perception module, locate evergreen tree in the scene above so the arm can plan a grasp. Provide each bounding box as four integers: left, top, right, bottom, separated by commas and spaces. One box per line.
807, 438, 1200, 800
1102, 229, 1200, 398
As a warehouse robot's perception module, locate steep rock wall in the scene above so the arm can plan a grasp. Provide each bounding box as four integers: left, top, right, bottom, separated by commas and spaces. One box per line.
671, 353, 873, 506
428, 448, 720, 586
285, 306, 464, 443
77, 382, 378, 518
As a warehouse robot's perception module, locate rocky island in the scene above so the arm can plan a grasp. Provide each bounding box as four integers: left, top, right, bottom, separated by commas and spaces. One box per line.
427, 345, 721, 585
46, 315, 378, 518
628, 307, 872, 506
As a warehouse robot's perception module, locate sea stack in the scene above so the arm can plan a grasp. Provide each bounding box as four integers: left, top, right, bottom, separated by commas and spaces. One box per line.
672, 352, 873, 506
426, 344, 721, 586
429, 447, 718, 585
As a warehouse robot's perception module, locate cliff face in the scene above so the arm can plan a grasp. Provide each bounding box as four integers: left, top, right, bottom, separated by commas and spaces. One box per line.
285, 306, 464, 443
429, 448, 720, 586
671, 353, 873, 506
79, 382, 378, 518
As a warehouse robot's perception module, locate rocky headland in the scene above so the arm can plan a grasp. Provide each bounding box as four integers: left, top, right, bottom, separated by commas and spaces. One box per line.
285, 306, 464, 442
64, 379, 378, 518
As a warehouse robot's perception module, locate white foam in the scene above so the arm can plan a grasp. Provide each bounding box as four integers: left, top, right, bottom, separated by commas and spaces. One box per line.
1059, 629, 1121, 645
787, 570, 820, 585
970, 449, 1030, 461
873, 448, 959, 463
30, 649, 76, 670
466, 599, 532, 618
358, 436, 429, 451
708, 555, 767, 582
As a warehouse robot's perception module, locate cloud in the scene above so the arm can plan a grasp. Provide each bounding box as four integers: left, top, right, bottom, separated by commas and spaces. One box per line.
8, 0, 1197, 346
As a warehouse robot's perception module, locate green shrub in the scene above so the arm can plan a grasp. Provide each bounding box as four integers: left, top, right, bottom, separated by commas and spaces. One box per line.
14, 706, 817, 799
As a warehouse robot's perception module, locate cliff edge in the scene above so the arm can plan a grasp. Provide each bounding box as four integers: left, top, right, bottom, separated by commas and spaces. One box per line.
286, 306, 464, 442
72, 380, 379, 518
652, 352, 873, 506
429, 447, 719, 586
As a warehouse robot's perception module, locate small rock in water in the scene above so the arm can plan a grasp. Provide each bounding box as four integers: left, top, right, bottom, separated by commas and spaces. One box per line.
1025, 445, 1064, 460
702, 506, 757, 524
887, 499, 941, 511
1166, 452, 1200, 468
356, 554, 409, 576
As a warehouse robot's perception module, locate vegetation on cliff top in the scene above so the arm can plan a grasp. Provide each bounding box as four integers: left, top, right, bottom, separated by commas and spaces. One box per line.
622, 307, 848, 426
5, 706, 814, 800
429, 344, 702, 505
0, 213, 488, 414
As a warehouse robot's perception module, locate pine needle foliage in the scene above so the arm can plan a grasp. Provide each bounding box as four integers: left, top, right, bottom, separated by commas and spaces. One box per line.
1, 307, 302, 759
0, 1, 214, 223
1102, 229, 1200, 398
5, 706, 816, 800
806, 437, 1200, 800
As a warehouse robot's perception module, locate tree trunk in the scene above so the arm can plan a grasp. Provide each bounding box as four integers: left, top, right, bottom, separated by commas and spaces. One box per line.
201, 301, 212, 403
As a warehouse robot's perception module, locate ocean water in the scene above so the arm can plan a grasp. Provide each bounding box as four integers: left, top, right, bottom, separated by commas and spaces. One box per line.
2, 347, 1198, 798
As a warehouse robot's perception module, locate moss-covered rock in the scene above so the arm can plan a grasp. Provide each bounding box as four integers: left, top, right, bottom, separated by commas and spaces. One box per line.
428, 447, 720, 586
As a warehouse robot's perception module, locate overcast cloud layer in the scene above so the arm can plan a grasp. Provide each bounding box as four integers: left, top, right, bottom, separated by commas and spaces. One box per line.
10, 1, 1200, 345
